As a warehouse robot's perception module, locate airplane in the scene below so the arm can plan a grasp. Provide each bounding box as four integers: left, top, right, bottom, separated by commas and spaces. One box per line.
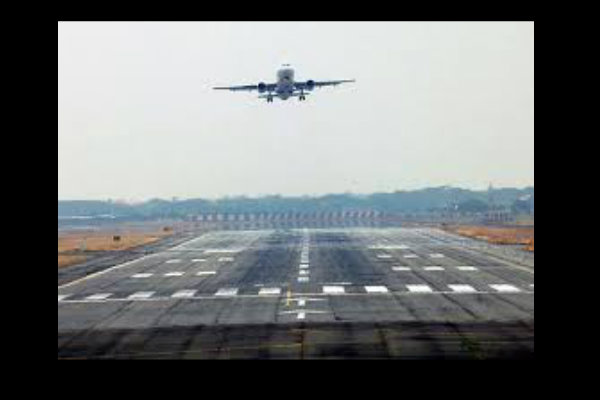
213, 64, 355, 102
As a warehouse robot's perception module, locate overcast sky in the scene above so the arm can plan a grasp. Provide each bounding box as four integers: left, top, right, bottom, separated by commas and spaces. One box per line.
58, 21, 534, 201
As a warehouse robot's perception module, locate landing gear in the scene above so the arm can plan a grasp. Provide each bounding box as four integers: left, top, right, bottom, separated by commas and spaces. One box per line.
267, 95, 274, 103
299, 94, 306, 101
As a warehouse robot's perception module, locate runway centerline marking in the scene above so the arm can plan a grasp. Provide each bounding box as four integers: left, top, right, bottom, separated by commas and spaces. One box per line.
132, 273, 153, 279
215, 288, 239, 297
490, 284, 522, 293
323, 286, 346, 295
172, 290, 198, 299
192, 259, 207, 263
457, 266, 479, 271
298, 277, 310, 283
166, 259, 182, 264
299, 270, 310, 276
299, 264, 310, 269
86, 293, 113, 301
424, 267, 445, 271
407, 285, 434, 293
430, 254, 445, 259
377, 254, 393, 259
404, 254, 419, 259
128, 292, 155, 300
259, 288, 282, 296
365, 286, 390, 294
392, 267, 411, 272
448, 285, 478, 293
58, 295, 70, 302
196, 271, 217, 276
164, 272, 185, 277
218, 257, 235, 262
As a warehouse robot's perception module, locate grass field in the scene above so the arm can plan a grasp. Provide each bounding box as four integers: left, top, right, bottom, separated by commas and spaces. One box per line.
58, 230, 173, 268
445, 225, 534, 252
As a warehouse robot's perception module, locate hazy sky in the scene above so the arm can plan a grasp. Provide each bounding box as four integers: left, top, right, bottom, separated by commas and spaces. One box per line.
58, 22, 534, 201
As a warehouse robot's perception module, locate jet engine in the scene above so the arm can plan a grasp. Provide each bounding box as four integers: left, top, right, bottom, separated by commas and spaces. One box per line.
258, 82, 267, 93
306, 80, 316, 91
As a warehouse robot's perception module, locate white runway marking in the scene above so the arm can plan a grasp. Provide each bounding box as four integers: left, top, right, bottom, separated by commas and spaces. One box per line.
365, 286, 390, 294
297, 312, 306, 320
215, 288, 239, 297
132, 273, 153, 279
196, 271, 217, 276
430, 254, 445, 259
404, 254, 419, 259
530, 284, 535, 288
259, 288, 282, 296
204, 249, 241, 254
58, 295, 70, 302
299, 264, 310, 269
377, 254, 393, 259
128, 292, 155, 300
407, 285, 434, 293
448, 285, 478, 293
424, 267, 445, 271
457, 267, 479, 271
298, 277, 310, 283
299, 270, 310, 276
392, 267, 411, 272
172, 290, 198, 299
323, 286, 346, 295
164, 272, 184, 277
192, 259, 207, 263
86, 293, 113, 301
166, 260, 182, 264
490, 284, 522, 293
218, 257, 235, 262
298, 299, 307, 307
369, 245, 409, 250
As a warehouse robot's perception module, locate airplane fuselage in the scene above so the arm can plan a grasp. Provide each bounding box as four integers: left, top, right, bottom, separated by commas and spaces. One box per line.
275, 67, 295, 100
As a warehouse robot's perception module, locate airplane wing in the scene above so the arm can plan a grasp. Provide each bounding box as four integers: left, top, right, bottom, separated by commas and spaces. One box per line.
213, 83, 277, 92
295, 80, 356, 90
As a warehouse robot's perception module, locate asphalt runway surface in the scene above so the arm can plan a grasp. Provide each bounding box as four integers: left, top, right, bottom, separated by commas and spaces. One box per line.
58, 228, 534, 359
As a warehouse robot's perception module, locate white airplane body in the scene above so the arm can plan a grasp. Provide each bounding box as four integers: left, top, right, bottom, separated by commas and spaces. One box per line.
214, 65, 355, 102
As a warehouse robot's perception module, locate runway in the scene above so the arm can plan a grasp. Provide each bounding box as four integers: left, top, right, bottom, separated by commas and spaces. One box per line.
58, 228, 534, 359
